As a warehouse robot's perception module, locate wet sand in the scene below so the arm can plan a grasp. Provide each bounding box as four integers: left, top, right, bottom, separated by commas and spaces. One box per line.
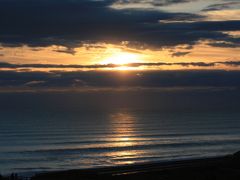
30, 152, 240, 180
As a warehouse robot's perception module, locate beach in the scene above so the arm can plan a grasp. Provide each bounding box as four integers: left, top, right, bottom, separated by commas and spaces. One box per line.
22, 151, 240, 180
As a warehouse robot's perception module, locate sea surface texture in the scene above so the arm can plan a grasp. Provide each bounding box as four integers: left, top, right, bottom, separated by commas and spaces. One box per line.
1, 109, 240, 175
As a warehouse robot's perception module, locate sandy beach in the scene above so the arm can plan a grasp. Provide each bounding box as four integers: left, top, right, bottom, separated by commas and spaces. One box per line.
23, 151, 240, 180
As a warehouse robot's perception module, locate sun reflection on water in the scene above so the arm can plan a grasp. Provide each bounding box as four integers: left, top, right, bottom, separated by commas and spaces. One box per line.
106, 111, 142, 165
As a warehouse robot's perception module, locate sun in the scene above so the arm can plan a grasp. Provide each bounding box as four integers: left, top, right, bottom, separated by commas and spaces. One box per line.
101, 52, 142, 65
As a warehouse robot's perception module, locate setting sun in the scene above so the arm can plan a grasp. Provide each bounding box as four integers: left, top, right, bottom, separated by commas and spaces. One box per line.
101, 52, 142, 65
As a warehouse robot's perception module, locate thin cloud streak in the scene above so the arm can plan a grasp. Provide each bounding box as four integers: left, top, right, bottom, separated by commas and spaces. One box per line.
0, 61, 240, 69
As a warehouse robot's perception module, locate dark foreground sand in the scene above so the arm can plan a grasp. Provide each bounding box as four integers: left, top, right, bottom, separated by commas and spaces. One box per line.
2, 152, 240, 180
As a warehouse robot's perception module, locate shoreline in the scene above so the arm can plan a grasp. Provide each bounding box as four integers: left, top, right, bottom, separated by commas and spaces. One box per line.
5, 151, 239, 180
1, 153, 231, 176
1, 152, 240, 180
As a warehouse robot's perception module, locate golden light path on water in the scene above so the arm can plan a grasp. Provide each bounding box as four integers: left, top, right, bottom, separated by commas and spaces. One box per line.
105, 112, 141, 165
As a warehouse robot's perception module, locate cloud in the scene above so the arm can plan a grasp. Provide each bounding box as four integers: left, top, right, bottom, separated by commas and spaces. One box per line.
202, 2, 240, 12
219, 61, 240, 66
0, 0, 239, 51
208, 41, 240, 48
171, 51, 190, 57
53, 47, 77, 55
24, 80, 46, 86
110, 0, 196, 9
1, 61, 240, 69
1, 68, 240, 89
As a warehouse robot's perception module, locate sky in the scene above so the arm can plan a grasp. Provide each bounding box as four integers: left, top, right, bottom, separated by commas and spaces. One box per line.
0, 0, 240, 91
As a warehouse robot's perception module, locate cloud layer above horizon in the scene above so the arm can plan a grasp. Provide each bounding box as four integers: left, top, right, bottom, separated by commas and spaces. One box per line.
0, 0, 239, 50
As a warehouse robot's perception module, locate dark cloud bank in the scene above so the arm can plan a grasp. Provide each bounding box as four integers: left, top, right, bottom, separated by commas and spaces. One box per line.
0, 0, 239, 50
1, 69, 240, 89
1, 69, 240, 114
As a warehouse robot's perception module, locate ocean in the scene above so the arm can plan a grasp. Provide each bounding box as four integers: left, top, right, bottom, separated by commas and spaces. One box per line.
0, 91, 240, 175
